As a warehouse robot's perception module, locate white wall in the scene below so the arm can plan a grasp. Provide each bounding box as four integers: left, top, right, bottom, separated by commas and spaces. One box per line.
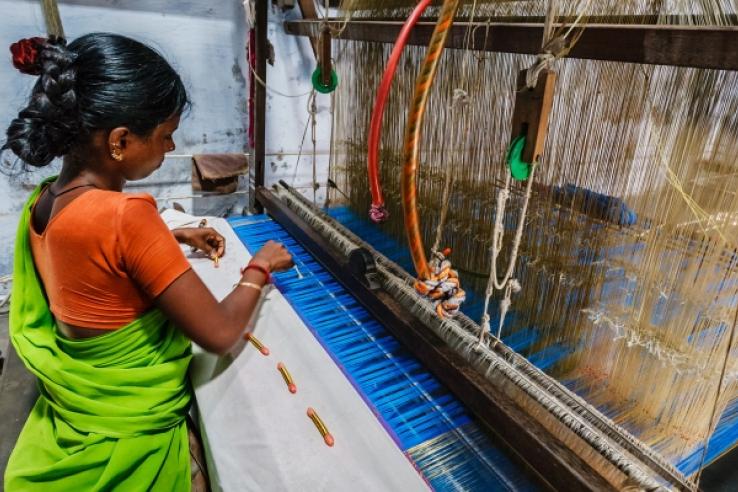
261, 4, 332, 204
0, 1, 332, 277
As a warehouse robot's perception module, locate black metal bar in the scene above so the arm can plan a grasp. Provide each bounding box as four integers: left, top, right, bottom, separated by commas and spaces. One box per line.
256, 185, 637, 492
250, 0, 268, 213
284, 19, 738, 71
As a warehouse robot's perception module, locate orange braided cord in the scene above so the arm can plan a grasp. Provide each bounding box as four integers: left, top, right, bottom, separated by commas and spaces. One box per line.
401, 0, 461, 280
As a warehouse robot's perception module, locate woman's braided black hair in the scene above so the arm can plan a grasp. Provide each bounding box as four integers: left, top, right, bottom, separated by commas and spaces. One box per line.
3, 33, 189, 167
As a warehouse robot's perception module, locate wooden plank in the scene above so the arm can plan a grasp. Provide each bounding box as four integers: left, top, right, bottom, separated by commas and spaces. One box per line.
40, 0, 64, 38
296, 0, 319, 58
255, 185, 641, 492
284, 19, 738, 71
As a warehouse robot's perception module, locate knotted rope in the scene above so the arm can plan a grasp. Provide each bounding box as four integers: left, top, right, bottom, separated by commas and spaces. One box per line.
414, 248, 467, 318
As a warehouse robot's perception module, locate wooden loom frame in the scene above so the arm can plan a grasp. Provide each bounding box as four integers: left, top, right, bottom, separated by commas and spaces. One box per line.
284, 18, 738, 71
256, 183, 694, 491
247, 12, 738, 492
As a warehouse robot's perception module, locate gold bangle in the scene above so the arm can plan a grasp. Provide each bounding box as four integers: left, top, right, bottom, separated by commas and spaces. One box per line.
236, 281, 262, 292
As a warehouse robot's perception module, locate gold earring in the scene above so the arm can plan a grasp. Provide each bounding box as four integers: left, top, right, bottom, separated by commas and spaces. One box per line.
111, 146, 123, 162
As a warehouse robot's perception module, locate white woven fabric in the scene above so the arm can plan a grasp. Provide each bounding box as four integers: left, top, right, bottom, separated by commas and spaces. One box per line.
162, 210, 429, 492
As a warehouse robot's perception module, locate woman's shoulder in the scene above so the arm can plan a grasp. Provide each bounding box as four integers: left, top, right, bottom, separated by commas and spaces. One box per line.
115, 192, 162, 225
101, 190, 158, 206
119, 191, 158, 210
86, 189, 158, 208
87, 190, 158, 218
80, 191, 162, 234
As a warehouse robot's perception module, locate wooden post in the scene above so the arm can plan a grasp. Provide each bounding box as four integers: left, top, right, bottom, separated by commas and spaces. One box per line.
250, 0, 268, 213
320, 26, 332, 86
40, 0, 64, 38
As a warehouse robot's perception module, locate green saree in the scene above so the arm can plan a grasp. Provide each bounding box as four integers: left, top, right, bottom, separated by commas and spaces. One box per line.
5, 181, 193, 491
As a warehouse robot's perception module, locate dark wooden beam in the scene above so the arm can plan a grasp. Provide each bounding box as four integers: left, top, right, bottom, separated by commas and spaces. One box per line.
254, 184, 690, 491
296, 0, 319, 58
249, 0, 268, 213
284, 19, 738, 71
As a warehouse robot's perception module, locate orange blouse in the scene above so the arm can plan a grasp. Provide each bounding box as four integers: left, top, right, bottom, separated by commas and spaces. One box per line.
29, 189, 192, 330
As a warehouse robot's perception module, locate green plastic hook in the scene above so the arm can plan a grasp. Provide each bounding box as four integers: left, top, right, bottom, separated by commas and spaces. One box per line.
311, 67, 339, 94
506, 135, 531, 181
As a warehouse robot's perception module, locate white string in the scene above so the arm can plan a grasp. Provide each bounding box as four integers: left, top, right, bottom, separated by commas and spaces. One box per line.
430, 0, 478, 255
292, 90, 318, 188
310, 92, 318, 204
524, 0, 591, 89
248, 62, 314, 99
479, 164, 537, 343
479, 0, 569, 342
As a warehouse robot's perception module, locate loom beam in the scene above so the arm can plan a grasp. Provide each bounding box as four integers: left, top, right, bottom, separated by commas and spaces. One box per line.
255, 183, 695, 491
284, 19, 738, 72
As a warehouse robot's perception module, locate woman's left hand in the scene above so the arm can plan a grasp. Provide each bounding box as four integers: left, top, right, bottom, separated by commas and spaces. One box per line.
173, 227, 226, 260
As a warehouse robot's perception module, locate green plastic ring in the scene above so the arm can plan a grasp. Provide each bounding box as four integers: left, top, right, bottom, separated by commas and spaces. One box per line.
506, 135, 531, 181
311, 67, 339, 94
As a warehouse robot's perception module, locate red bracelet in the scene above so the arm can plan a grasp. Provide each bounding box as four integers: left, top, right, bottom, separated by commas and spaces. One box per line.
241, 262, 271, 284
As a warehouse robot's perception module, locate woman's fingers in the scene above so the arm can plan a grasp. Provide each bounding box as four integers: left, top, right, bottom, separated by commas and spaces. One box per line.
206, 231, 226, 257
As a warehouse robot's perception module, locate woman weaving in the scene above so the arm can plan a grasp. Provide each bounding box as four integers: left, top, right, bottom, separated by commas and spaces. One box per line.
3, 33, 292, 490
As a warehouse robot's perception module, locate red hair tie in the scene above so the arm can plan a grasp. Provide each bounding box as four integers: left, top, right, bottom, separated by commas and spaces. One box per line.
10, 37, 46, 76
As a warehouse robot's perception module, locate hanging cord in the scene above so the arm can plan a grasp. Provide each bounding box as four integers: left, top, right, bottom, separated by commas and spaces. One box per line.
403, 0, 464, 318
524, 0, 590, 89
431, 163, 455, 254
291, 90, 318, 189
479, 164, 537, 344
310, 91, 318, 204
478, 0, 579, 344
248, 62, 314, 99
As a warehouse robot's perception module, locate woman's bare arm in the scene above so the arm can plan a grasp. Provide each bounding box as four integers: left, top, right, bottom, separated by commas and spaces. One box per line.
156, 240, 292, 355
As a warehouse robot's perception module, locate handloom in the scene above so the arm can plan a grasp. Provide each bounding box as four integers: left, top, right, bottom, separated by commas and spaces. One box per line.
175, 211, 534, 490
245, 0, 738, 490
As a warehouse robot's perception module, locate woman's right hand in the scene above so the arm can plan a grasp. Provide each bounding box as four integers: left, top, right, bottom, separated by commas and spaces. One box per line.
251, 240, 294, 273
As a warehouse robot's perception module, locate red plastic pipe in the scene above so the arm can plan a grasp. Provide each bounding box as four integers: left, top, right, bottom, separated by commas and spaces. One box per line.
367, 0, 432, 223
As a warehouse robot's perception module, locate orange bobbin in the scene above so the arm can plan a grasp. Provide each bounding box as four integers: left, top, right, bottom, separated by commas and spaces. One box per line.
277, 362, 297, 394
244, 333, 270, 356
307, 407, 334, 447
